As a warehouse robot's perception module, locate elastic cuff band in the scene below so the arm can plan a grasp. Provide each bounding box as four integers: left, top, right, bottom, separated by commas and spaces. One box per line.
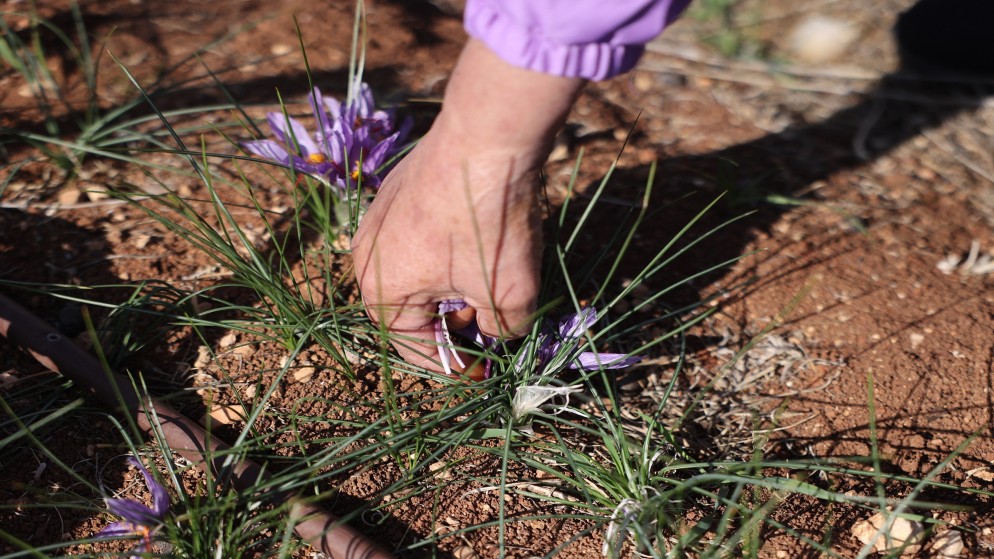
464, 3, 646, 81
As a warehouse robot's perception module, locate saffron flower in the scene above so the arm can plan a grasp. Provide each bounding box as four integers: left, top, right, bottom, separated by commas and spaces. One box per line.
532, 307, 642, 372
510, 384, 583, 422
435, 299, 492, 379
97, 456, 170, 556
435, 299, 469, 377
243, 83, 410, 189
435, 302, 640, 378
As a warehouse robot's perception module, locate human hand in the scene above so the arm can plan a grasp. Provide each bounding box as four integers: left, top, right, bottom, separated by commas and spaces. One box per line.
350, 39, 584, 378
350, 124, 542, 377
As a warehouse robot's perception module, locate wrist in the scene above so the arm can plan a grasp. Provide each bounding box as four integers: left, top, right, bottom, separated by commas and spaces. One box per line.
435, 39, 585, 167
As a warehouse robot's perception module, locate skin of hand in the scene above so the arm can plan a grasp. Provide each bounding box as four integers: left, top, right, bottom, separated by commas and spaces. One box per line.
351, 38, 586, 375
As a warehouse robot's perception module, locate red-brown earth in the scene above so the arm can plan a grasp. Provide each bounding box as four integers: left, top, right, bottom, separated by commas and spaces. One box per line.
2, 0, 993, 557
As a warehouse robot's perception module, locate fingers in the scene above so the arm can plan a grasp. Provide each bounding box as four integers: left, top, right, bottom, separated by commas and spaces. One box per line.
362, 300, 440, 369
472, 288, 537, 340
381, 320, 440, 369
391, 330, 488, 381
366, 301, 488, 380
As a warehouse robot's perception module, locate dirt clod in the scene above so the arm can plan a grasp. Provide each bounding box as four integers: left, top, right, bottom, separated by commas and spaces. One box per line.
851, 512, 924, 555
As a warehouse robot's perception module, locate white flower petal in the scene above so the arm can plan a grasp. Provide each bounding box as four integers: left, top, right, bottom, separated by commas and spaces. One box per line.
511, 384, 583, 422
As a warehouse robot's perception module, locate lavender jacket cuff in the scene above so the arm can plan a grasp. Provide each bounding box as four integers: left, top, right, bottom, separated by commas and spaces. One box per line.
464, 0, 692, 81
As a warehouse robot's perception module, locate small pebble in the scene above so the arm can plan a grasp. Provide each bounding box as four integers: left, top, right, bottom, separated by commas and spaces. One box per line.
929, 530, 964, 559
293, 365, 316, 383
909, 332, 925, 349
57, 187, 81, 205
633, 72, 653, 92
205, 404, 246, 425
788, 16, 859, 64
452, 545, 479, 559
218, 332, 237, 348
851, 511, 923, 554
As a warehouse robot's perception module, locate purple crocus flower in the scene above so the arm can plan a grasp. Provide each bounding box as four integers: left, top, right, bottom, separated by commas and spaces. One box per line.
434, 299, 493, 379
541, 307, 641, 371
435, 299, 470, 377
97, 456, 170, 556
243, 83, 410, 189
435, 302, 639, 379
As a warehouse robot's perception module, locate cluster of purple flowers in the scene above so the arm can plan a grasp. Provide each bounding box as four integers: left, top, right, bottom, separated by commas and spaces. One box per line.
436, 301, 640, 379
244, 83, 411, 189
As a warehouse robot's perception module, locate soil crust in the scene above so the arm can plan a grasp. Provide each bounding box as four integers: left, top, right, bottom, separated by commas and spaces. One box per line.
2, 0, 993, 557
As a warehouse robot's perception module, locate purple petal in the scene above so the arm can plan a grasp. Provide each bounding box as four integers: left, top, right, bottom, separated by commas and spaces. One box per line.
96, 521, 139, 538
288, 156, 335, 177
337, 123, 355, 160
559, 307, 599, 341
342, 102, 359, 131
264, 112, 291, 144
358, 173, 382, 189
354, 83, 375, 117
395, 115, 414, 145
516, 332, 559, 372
362, 112, 393, 141
363, 132, 400, 173
322, 130, 348, 167
368, 109, 391, 124
128, 457, 169, 517
266, 113, 320, 156
438, 300, 468, 314
308, 88, 335, 142
106, 498, 159, 525
570, 352, 641, 370
321, 93, 343, 120
358, 170, 376, 186
352, 125, 374, 152
539, 340, 560, 364
243, 140, 290, 164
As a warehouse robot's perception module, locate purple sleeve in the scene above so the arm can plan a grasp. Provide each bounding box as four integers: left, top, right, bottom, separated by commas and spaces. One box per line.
464, 0, 692, 81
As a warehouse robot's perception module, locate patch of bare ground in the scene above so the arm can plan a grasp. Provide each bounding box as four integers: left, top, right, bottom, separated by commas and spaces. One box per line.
3, 0, 994, 557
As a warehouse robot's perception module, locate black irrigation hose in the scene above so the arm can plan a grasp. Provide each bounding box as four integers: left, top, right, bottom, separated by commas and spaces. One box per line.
0, 293, 392, 559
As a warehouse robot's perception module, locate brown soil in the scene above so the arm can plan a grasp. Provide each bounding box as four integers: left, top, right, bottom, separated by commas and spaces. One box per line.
2, 0, 994, 558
